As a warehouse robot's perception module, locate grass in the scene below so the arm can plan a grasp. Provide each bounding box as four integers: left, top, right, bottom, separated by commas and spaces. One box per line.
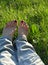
0, 0, 48, 65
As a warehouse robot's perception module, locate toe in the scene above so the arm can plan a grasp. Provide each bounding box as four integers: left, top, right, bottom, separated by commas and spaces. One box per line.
6, 20, 17, 28
10, 20, 17, 27
21, 20, 29, 30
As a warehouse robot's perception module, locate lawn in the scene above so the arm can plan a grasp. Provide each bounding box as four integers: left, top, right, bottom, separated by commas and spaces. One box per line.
0, 0, 48, 65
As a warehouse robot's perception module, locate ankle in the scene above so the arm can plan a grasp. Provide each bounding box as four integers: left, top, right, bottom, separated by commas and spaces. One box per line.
18, 34, 27, 41
2, 34, 12, 41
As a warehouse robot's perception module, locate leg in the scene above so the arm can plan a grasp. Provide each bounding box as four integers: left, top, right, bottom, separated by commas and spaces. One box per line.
0, 20, 18, 65
14, 21, 45, 65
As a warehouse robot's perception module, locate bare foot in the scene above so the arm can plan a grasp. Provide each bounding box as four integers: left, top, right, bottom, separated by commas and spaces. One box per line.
18, 21, 29, 36
2, 20, 17, 40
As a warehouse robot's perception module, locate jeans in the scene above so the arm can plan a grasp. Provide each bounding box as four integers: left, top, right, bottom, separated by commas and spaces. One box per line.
0, 35, 45, 65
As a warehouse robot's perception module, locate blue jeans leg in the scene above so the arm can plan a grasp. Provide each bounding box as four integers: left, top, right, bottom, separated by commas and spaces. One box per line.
14, 35, 45, 65
0, 36, 17, 65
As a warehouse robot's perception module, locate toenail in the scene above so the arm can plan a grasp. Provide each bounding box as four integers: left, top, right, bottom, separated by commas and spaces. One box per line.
21, 20, 24, 23
14, 20, 17, 23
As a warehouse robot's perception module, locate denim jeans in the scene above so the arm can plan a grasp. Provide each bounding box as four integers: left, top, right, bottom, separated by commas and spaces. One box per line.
0, 35, 45, 65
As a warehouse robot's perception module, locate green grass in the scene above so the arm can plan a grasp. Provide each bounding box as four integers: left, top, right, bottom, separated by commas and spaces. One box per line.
0, 0, 48, 65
